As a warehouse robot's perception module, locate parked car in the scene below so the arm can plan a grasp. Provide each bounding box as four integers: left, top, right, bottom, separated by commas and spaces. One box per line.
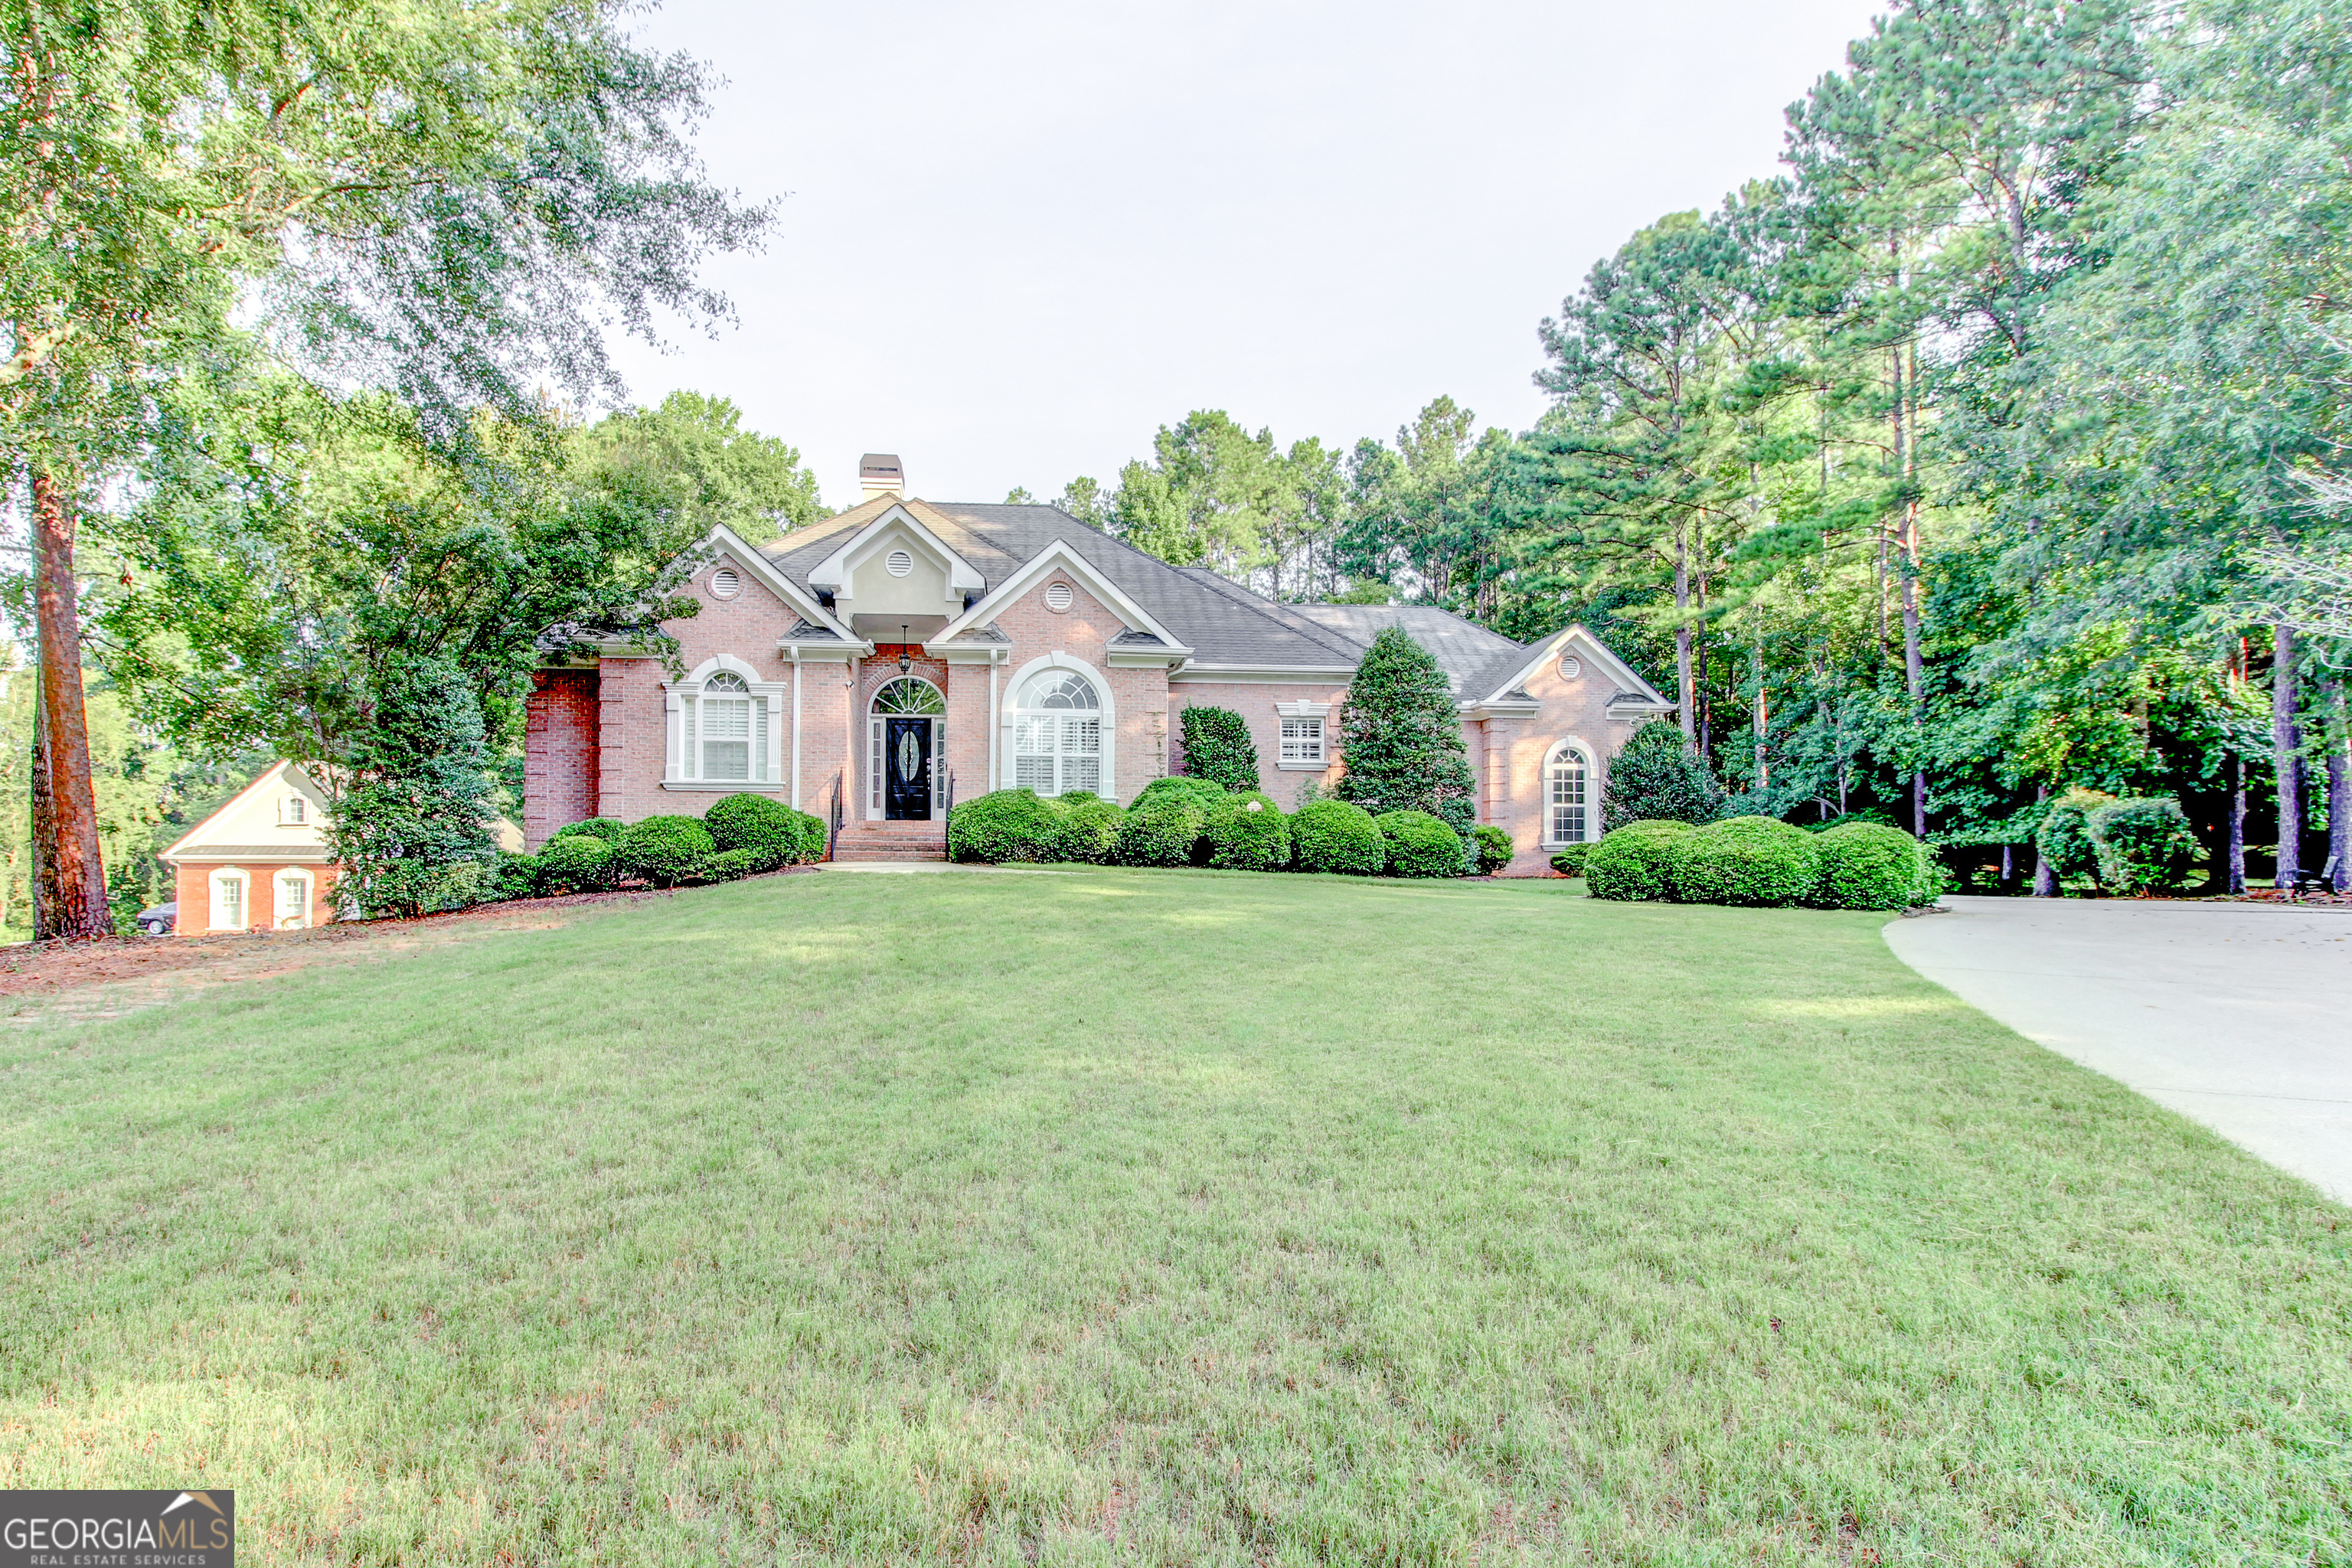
136, 901, 176, 937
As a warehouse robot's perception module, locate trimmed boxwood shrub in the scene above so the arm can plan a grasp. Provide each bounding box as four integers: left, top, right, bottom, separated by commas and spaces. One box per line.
1550, 843, 1591, 877
1292, 799, 1385, 875
1133, 775, 1226, 809
1472, 825, 1513, 875
1812, 821, 1927, 910
1669, 815, 1821, 907
1379, 809, 1465, 878
537, 832, 615, 893
704, 792, 805, 871
553, 816, 627, 842
1584, 820, 1694, 901
793, 808, 831, 863
699, 847, 766, 882
490, 852, 541, 901
948, 788, 1063, 863
1208, 792, 1290, 871
1179, 706, 1260, 792
616, 815, 716, 888
1117, 792, 1209, 867
1050, 791, 1125, 864
2089, 796, 2202, 893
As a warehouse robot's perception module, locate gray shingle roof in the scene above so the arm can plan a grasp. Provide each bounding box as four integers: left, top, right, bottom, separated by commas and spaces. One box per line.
1284, 604, 1529, 697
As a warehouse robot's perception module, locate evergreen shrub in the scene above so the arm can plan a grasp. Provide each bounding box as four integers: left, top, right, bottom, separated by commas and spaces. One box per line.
947, 789, 1062, 863
1178, 707, 1260, 792
1208, 792, 1290, 870
491, 853, 541, 901
1336, 626, 1476, 831
616, 815, 715, 887
1117, 792, 1209, 867
1472, 825, 1514, 875
554, 816, 628, 842
537, 833, 614, 894
1378, 810, 1465, 877
704, 793, 804, 870
1812, 822, 1927, 910
1600, 720, 1724, 831
2088, 797, 2202, 893
1550, 844, 1591, 877
328, 655, 499, 917
1050, 791, 1125, 863
1584, 820, 1694, 901
2034, 787, 2115, 887
793, 810, 831, 863
1133, 775, 1225, 809
699, 847, 766, 882
1670, 815, 1821, 907
1291, 799, 1385, 875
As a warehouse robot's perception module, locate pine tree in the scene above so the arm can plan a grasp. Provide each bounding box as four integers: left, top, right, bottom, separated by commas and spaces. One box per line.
1602, 719, 1726, 831
1336, 627, 1475, 831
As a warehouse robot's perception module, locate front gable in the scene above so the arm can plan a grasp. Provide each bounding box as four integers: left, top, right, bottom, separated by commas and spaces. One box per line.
927, 539, 1192, 668
675, 524, 857, 645
161, 761, 333, 864
807, 504, 985, 638
1466, 623, 1673, 716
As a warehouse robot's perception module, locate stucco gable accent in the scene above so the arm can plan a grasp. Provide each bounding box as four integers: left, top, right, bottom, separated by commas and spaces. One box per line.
805, 503, 985, 598
929, 540, 1193, 662
1468, 624, 1673, 710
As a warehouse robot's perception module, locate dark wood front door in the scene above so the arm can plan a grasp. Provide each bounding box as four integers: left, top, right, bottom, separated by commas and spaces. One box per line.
885, 717, 932, 819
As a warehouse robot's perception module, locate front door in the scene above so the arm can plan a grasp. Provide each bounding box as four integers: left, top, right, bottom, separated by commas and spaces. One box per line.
885, 717, 932, 819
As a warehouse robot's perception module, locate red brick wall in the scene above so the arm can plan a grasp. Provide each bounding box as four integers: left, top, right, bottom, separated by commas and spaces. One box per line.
1169, 680, 1352, 808
172, 861, 339, 935
524, 668, 600, 847
987, 575, 1171, 802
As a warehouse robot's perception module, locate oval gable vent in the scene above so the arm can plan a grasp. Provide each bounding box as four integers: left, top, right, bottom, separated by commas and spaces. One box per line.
710, 566, 742, 599
885, 548, 914, 577
1044, 581, 1075, 612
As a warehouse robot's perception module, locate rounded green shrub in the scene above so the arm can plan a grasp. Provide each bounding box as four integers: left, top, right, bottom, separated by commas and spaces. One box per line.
1812, 821, 1927, 910
1178, 706, 1260, 792
948, 789, 1063, 863
553, 816, 627, 842
2089, 796, 2202, 893
699, 847, 766, 883
1116, 792, 1209, 867
1669, 815, 1821, 907
490, 851, 541, 901
615, 815, 715, 888
1550, 843, 1591, 877
535, 832, 614, 894
1133, 775, 1226, 810
792, 809, 831, 864
1207, 791, 1290, 871
1583, 820, 1694, 901
2034, 787, 2115, 888
1291, 799, 1385, 876
1472, 825, 1513, 875
1378, 809, 1465, 877
704, 792, 803, 870
1050, 791, 1125, 864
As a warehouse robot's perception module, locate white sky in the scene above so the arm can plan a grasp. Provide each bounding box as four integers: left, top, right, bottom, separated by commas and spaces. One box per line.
605, 0, 1886, 511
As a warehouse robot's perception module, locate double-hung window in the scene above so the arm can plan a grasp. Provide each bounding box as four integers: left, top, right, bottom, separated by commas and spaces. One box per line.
675, 669, 769, 784
1279, 716, 1325, 766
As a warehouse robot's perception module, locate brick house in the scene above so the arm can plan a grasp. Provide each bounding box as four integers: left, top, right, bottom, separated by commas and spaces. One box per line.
524, 457, 1674, 873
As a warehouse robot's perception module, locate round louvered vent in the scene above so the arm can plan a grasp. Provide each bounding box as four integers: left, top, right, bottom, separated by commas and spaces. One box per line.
886, 548, 914, 577
1559, 655, 1582, 679
710, 566, 742, 599
1044, 582, 1075, 612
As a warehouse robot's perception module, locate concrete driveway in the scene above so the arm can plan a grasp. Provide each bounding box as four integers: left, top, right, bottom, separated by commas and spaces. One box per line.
1882, 896, 2352, 1203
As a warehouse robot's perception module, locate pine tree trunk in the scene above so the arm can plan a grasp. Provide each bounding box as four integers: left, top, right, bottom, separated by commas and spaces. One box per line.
1674, 520, 1694, 743
29, 676, 60, 938
1901, 502, 1925, 838
2272, 620, 2300, 889
30, 466, 111, 939
1751, 642, 1766, 790
2032, 782, 2056, 897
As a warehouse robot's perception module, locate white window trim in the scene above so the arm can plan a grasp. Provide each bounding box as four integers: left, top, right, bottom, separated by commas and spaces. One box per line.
1276, 713, 1328, 770
1542, 737, 1598, 848
664, 654, 786, 790
1000, 652, 1116, 799
274, 867, 316, 929
279, 793, 309, 826
210, 867, 251, 933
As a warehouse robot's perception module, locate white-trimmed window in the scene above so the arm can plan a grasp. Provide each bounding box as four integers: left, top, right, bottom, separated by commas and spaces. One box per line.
276, 868, 315, 929
211, 868, 250, 933
671, 665, 774, 785
1279, 717, 1325, 766
280, 793, 308, 825
1547, 744, 1590, 845
1011, 670, 1102, 796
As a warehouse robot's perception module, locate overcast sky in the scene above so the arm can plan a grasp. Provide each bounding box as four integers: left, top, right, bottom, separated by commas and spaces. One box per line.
604, 0, 1887, 511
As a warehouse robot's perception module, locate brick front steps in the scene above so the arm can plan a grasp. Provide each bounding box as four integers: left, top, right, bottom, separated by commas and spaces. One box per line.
831, 819, 948, 862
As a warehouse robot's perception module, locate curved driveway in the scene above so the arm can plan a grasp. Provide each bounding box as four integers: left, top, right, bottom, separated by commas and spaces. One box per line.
1883, 896, 2352, 1204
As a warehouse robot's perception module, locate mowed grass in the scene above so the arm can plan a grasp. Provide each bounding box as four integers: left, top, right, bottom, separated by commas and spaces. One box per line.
2, 871, 2348, 1566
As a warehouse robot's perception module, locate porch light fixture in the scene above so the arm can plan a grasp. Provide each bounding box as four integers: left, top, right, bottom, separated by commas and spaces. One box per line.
897, 624, 911, 676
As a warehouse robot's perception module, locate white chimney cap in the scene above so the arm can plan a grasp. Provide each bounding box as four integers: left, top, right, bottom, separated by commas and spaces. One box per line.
859, 452, 905, 501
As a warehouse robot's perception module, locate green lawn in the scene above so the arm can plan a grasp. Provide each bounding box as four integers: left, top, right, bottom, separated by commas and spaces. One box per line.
3, 870, 2347, 1564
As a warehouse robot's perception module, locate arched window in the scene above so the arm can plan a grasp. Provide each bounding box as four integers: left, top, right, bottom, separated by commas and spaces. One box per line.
276, 868, 315, 929
1547, 744, 1589, 845
1013, 670, 1102, 795
867, 678, 947, 818
210, 868, 250, 933
675, 668, 770, 784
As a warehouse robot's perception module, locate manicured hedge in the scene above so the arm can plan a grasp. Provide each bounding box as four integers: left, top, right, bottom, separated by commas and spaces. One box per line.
700, 847, 767, 882
1669, 815, 1821, 906
1292, 799, 1385, 876
1550, 843, 1591, 877
537, 832, 615, 893
553, 816, 627, 843
2089, 796, 2202, 893
704, 792, 812, 871
1378, 809, 1465, 878
1208, 791, 1290, 871
1472, 825, 1513, 875
1051, 791, 1125, 864
1132, 776, 1227, 810
1178, 706, 1260, 792
1812, 821, 1926, 910
615, 815, 714, 888
1584, 820, 1694, 901
2034, 787, 2115, 887
1118, 792, 1210, 867
948, 788, 1063, 863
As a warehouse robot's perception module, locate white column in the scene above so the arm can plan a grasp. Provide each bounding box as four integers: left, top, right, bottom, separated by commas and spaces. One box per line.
988, 653, 1001, 792
789, 648, 802, 810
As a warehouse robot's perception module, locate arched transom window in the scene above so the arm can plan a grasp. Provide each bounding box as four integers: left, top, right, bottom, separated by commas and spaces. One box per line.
672, 667, 774, 785
1013, 670, 1101, 795
868, 678, 946, 818
874, 677, 946, 716
1547, 743, 1589, 845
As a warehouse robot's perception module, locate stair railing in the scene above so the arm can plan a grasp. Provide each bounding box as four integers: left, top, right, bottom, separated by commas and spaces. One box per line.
827, 777, 841, 862
943, 770, 956, 858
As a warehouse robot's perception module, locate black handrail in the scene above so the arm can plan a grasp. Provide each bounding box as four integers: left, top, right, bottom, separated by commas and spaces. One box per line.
827, 777, 842, 862
943, 770, 956, 855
